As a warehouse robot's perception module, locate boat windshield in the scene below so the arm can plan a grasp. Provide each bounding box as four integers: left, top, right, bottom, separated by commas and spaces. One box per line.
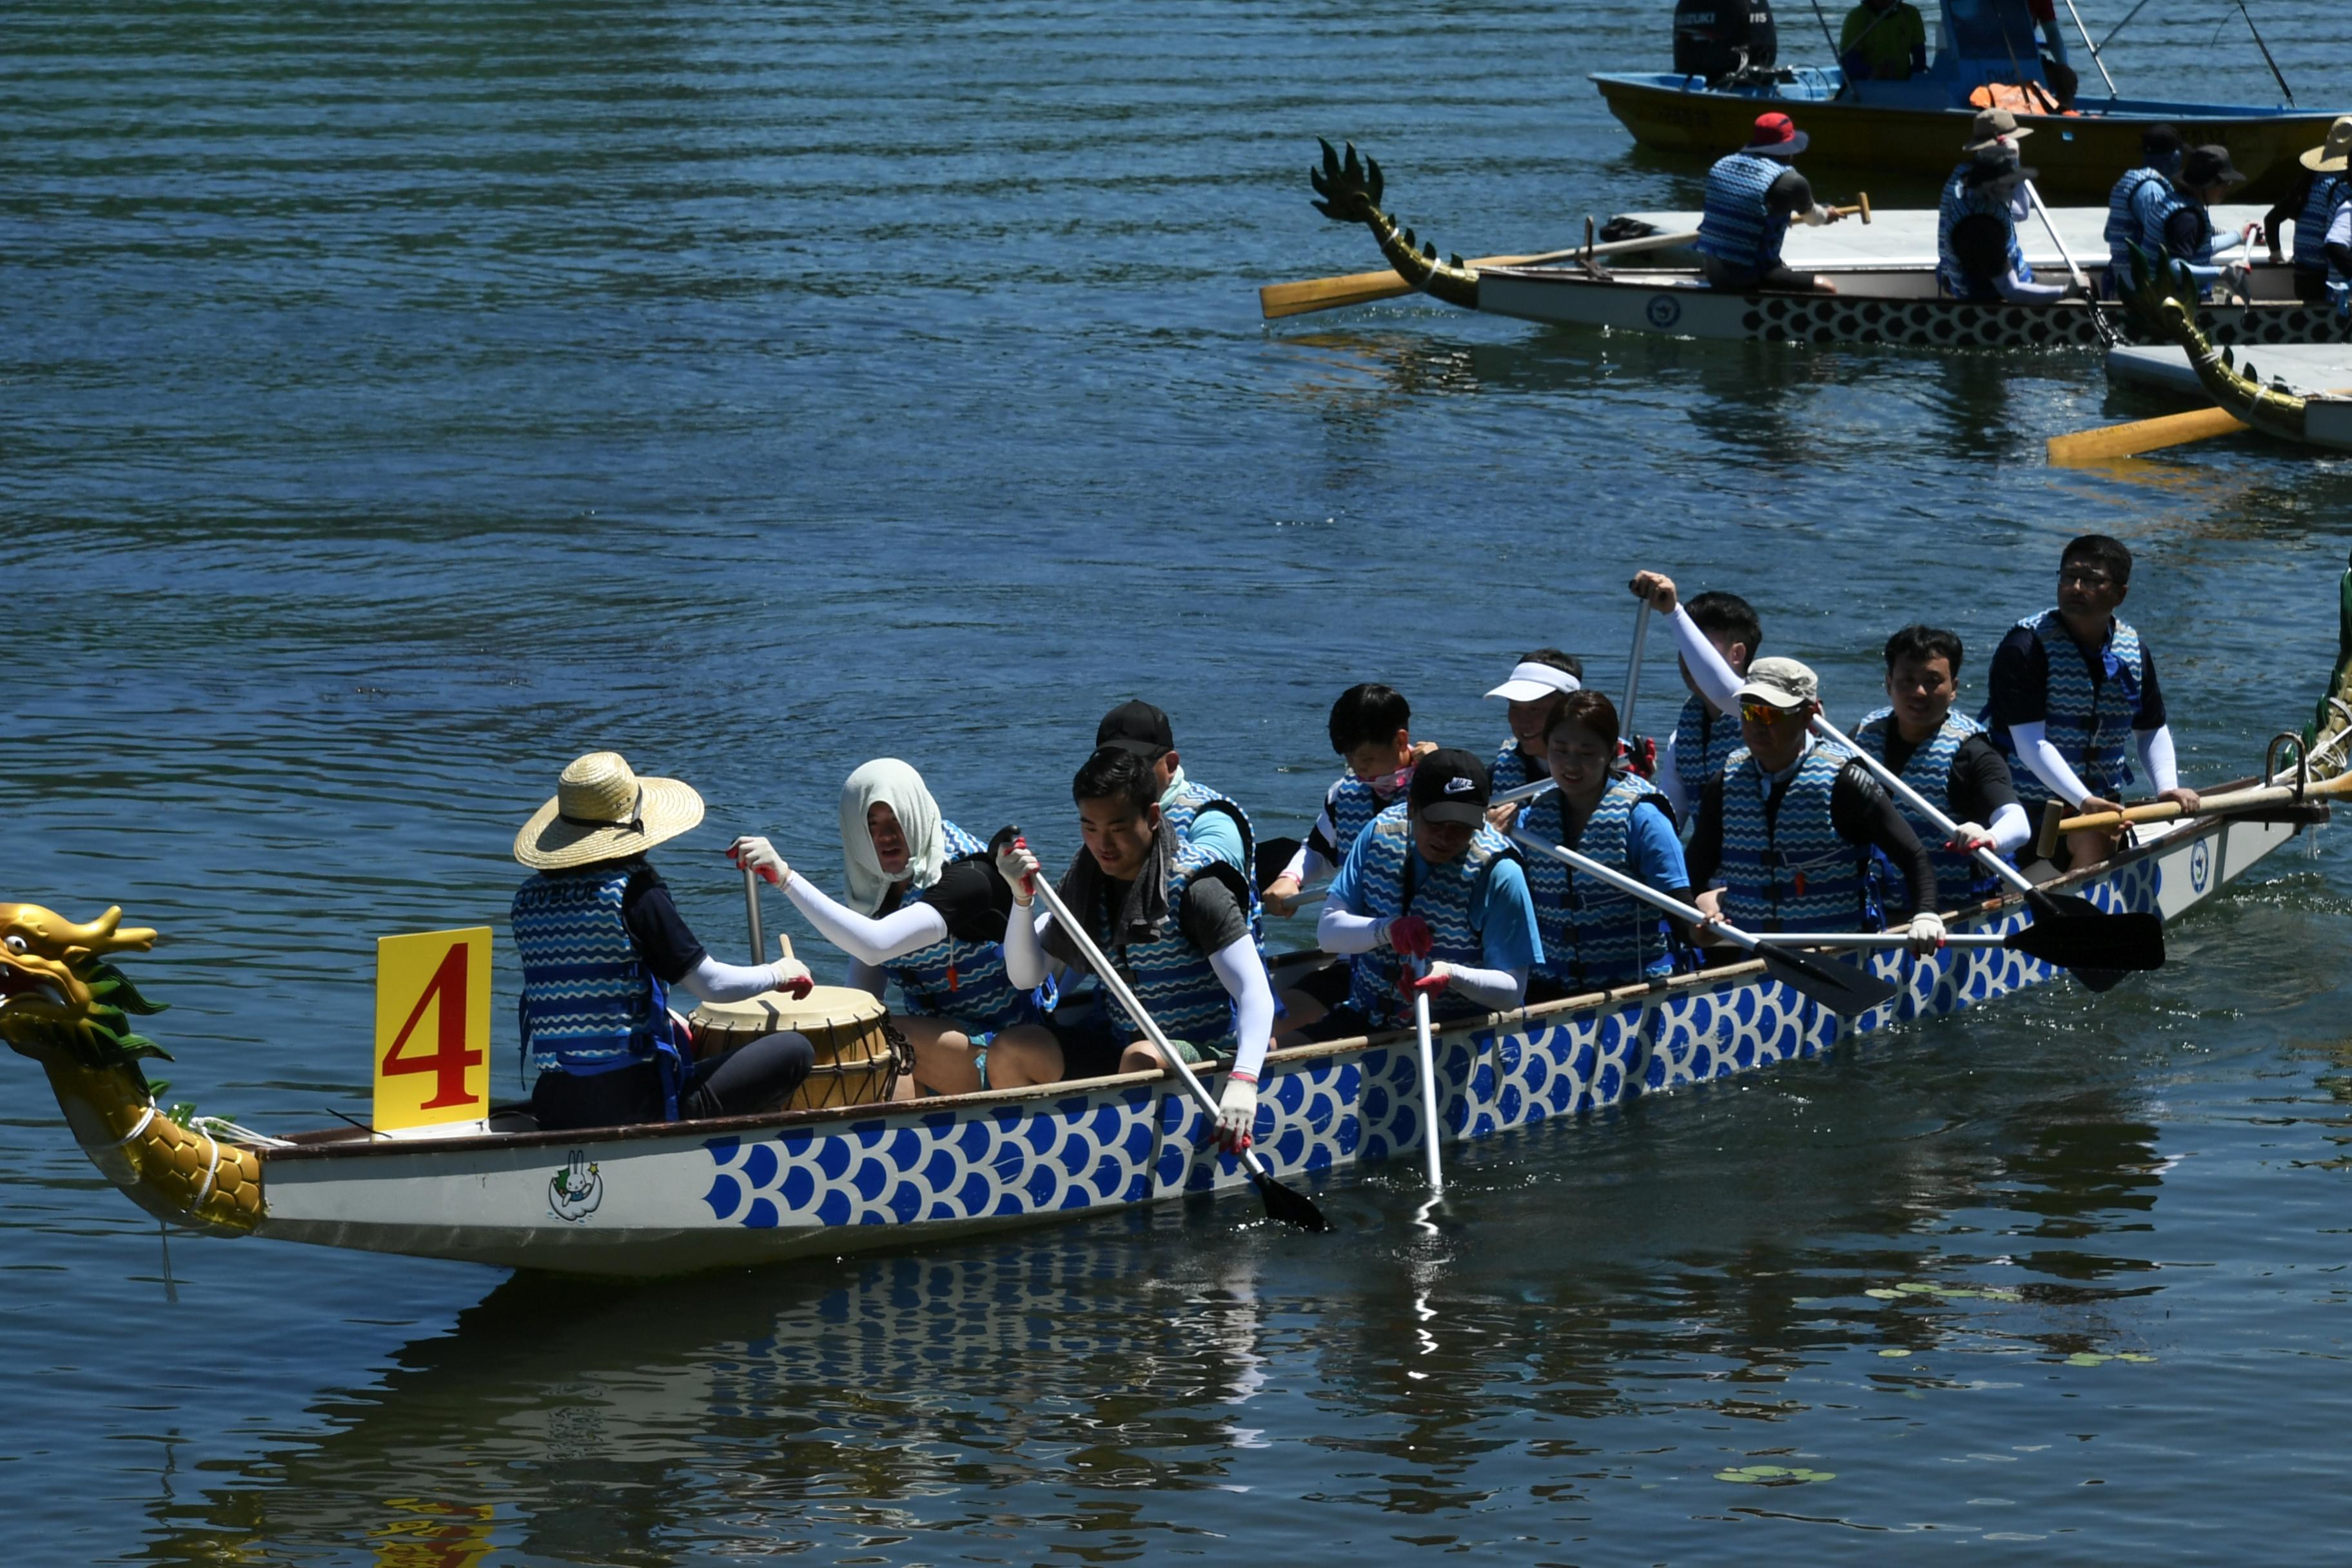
1938, 0, 2048, 72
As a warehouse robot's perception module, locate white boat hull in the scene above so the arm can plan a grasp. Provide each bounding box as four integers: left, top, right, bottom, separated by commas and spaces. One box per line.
248, 808, 2312, 1275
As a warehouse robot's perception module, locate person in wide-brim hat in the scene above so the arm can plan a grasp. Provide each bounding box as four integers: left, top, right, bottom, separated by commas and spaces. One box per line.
511, 750, 820, 1135
2299, 115, 2352, 173
2267, 117, 2352, 304
1962, 106, 2034, 155
514, 750, 706, 869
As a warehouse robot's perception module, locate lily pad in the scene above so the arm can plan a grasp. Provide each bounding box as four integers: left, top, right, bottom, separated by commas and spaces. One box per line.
1877, 1348, 1912, 1357
1717, 1464, 1836, 1484
1865, 1288, 1902, 1299
2117, 1353, 2158, 1363
2064, 1352, 2111, 1366
1896, 1282, 1941, 1293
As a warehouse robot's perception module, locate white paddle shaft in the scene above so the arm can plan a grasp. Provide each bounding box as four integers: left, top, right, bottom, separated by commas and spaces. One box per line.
1510, 829, 1767, 956
1412, 989, 1444, 1192
1808, 715, 2038, 896
741, 865, 765, 967
1620, 600, 1652, 740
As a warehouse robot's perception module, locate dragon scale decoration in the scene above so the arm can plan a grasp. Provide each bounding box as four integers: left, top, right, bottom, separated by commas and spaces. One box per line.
1308, 139, 1482, 311
0, 904, 262, 1232
2119, 244, 2324, 445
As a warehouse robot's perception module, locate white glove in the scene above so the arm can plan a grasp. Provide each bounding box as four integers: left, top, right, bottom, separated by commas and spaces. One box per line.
728, 835, 789, 888
1799, 202, 1828, 226
1905, 911, 1947, 956
1215, 1074, 1259, 1153
1945, 821, 1995, 856
995, 836, 1041, 906
769, 949, 814, 998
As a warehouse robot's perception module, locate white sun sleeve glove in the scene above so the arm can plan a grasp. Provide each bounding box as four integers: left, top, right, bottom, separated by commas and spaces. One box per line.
1905, 911, 1947, 956
995, 836, 1040, 906
727, 834, 788, 887
1216, 1073, 1259, 1152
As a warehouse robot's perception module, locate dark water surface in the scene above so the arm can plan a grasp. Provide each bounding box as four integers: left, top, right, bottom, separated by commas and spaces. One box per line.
7, 1, 2352, 1562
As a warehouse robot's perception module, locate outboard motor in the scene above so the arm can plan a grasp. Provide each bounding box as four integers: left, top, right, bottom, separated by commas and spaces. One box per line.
1674, 0, 1778, 82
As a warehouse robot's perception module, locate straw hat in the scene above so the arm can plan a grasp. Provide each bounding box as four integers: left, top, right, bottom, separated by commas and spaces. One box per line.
513, 751, 705, 870
2301, 115, 2352, 173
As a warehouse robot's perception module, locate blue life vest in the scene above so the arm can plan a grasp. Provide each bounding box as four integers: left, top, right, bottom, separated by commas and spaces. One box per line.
1674, 694, 1743, 819
1938, 162, 2029, 300
885, 819, 1044, 1032
1522, 774, 1679, 992
1714, 742, 1881, 933
512, 865, 679, 1109
1988, 609, 2148, 807
2144, 187, 2214, 266
1084, 839, 1243, 1051
2105, 167, 2171, 275
1324, 771, 1397, 869
1491, 740, 1544, 796
2293, 172, 2349, 276
1161, 777, 1262, 943
1851, 707, 2001, 913
1696, 152, 1790, 275
1343, 803, 1523, 1028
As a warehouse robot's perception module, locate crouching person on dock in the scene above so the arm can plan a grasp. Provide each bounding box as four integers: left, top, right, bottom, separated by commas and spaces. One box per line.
1302, 749, 1544, 1041
727, 758, 1046, 1099
513, 752, 818, 1132
990, 747, 1275, 1152
1696, 112, 1846, 295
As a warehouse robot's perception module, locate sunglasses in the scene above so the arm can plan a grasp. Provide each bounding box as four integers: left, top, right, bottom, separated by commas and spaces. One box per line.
1740, 700, 1802, 725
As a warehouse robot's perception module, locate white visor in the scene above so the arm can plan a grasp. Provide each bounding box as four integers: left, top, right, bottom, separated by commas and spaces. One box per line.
1485, 662, 1582, 702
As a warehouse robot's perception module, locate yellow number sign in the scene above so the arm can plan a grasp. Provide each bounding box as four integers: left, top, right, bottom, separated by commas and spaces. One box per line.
373, 927, 492, 1132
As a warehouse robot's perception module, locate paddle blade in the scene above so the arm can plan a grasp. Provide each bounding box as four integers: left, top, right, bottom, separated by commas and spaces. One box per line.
1759, 945, 1901, 1015
2006, 905, 2166, 973
2046, 406, 2247, 465
1251, 1168, 1330, 1232
1259, 271, 1415, 318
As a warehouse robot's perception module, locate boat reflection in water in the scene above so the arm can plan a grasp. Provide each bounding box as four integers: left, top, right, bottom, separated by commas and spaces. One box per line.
135, 1039, 2192, 1560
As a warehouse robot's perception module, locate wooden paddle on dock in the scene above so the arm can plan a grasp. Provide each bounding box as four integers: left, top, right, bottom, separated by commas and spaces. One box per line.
2049, 388, 2352, 464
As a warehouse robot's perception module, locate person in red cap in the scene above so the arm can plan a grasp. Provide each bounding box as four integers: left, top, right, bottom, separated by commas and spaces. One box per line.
1694, 112, 1848, 293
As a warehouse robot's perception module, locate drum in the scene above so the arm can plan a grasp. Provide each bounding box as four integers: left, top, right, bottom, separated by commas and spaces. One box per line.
687, 985, 910, 1111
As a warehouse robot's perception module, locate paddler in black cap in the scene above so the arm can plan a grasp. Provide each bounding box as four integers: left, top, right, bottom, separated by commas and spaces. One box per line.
2141, 144, 2251, 299
1300, 749, 1542, 1042
1093, 698, 1260, 932
1694, 112, 1849, 295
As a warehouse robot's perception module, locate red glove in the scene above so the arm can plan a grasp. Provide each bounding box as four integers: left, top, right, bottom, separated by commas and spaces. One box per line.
1386, 914, 1433, 961
1398, 964, 1449, 999
781, 973, 814, 1001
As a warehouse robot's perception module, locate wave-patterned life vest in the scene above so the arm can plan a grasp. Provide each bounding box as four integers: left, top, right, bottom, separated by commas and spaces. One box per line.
1344, 803, 1523, 1028
1939, 164, 2029, 300
886, 819, 1042, 1032
1989, 609, 2148, 807
1696, 151, 1790, 275
1088, 839, 1242, 1052
2144, 187, 2214, 266
1491, 740, 1544, 797
1523, 775, 1678, 992
1325, 771, 1397, 871
1714, 742, 1881, 933
2293, 171, 2349, 276
2106, 167, 2171, 273
1852, 706, 2001, 913
513, 866, 673, 1089
1161, 778, 1262, 944
1674, 694, 1742, 818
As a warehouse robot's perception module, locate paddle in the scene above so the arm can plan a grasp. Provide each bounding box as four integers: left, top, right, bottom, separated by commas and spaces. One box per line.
1808, 715, 2164, 985
1620, 600, 1652, 742
1509, 830, 1900, 1015
1411, 982, 1445, 1193
2048, 404, 2251, 464
1762, 923, 2166, 970
2022, 176, 2117, 349
1024, 874, 1329, 1233
2057, 769, 2352, 834
1259, 230, 1700, 320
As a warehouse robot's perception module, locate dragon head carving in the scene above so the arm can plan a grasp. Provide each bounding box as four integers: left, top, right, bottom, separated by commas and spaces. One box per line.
1308, 139, 1482, 311
0, 903, 168, 1071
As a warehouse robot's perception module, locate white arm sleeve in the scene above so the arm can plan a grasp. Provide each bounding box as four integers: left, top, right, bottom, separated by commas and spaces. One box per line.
1317, 903, 1387, 956
1003, 903, 1054, 988
1988, 801, 2033, 854
1206, 937, 1275, 1081
1995, 267, 2068, 302
1669, 605, 1744, 715
782, 872, 950, 966
1279, 838, 1331, 887
2010, 720, 2097, 806
1442, 962, 1527, 1013
1655, 728, 1690, 816
2138, 724, 2181, 793
678, 954, 790, 1005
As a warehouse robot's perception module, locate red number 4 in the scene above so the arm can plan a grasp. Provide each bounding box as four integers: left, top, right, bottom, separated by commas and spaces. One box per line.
383, 945, 484, 1109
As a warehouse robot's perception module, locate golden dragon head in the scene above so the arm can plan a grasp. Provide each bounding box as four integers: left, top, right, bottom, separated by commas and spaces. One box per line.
0, 903, 168, 1071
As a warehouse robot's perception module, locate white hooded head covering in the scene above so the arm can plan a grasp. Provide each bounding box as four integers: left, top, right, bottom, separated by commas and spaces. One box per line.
839, 758, 947, 916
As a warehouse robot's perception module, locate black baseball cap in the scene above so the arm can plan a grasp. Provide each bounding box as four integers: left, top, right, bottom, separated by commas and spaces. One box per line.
1095, 699, 1175, 760
1408, 747, 1491, 826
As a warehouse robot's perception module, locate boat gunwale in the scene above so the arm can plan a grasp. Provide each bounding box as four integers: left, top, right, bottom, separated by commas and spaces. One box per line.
1585, 72, 2320, 121
252, 792, 2290, 1168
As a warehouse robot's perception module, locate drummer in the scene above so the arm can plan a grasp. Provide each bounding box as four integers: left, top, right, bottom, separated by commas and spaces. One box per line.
512, 752, 817, 1132
1694, 112, 1849, 294
728, 758, 1045, 1099
990, 746, 1276, 1152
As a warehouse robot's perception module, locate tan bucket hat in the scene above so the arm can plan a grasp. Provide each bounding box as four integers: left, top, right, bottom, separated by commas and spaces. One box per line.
1963, 107, 2034, 153
2301, 115, 2352, 173
514, 751, 705, 870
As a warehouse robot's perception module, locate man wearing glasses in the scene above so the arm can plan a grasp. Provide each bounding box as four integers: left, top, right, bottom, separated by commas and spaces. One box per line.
1629, 571, 1944, 957
1986, 534, 2199, 870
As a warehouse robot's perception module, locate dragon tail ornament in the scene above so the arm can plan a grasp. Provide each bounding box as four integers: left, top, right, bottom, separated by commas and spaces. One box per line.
2119, 244, 2313, 444
0, 903, 261, 1233
1308, 139, 1482, 310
